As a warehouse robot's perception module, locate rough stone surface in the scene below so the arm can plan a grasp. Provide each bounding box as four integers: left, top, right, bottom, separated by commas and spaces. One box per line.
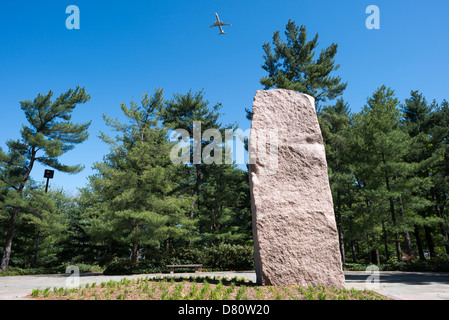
249, 89, 345, 288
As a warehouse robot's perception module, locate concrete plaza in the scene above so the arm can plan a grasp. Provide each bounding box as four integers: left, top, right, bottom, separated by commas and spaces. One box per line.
1, 270, 448, 300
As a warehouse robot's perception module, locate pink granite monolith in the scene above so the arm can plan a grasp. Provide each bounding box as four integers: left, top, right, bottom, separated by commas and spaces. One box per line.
249, 89, 345, 288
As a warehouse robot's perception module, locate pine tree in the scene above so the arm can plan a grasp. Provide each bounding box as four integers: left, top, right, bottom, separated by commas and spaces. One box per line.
260, 20, 347, 106
52, 190, 97, 265
349, 86, 415, 261
429, 99, 449, 253
0, 87, 91, 270
26, 185, 71, 268
158, 90, 226, 247
81, 90, 192, 264
318, 98, 353, 264
198, 161, 252, 246
403, 92, 449, 256
246, 20, 347, 119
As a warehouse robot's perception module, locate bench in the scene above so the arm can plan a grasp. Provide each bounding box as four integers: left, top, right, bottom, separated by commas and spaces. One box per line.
166, 264, 203, 274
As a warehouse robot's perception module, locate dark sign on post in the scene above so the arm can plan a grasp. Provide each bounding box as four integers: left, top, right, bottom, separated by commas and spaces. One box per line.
44, 169, 54, 179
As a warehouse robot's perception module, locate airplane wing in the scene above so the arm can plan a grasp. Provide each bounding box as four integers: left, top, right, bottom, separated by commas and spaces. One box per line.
221, 23, 232, 26
209, 22, 218, 28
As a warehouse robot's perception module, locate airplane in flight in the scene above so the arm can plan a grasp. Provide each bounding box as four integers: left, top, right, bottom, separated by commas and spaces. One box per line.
209, 12, 231, 35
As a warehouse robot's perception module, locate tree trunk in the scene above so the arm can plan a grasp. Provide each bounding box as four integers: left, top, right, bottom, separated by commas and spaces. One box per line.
336, 191, 345, 265
382, 220, 390, 261
131, 240, 139, 264
414, 225, 426, 261
187, 163, 201, 249
398, 196, 413, 257
388, 197, 402, 261
351, 240, 357, 263
381, 152, 402, 261
32, 230, 41, 268
424, 225, 436, 258
373, 247, 380, 265
0, 148, 36, 270
165, 238, 172, 253
368, 235, 380, 265
433, 195, 449, 254
131, 222, 139, 264
367, 236, 372, 264
0, 207, 19, 271
427, 168, 449, 254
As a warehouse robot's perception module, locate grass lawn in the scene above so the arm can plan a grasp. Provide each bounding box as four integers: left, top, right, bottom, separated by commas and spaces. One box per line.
27, 275, 389, 300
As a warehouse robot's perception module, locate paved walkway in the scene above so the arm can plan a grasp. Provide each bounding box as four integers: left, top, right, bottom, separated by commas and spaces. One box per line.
0, 271, 255, 300
1, 270, 449, 300
345, 271, 449, 300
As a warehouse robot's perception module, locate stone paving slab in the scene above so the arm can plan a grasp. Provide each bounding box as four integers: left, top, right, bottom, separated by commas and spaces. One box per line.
1, 270, 449, 300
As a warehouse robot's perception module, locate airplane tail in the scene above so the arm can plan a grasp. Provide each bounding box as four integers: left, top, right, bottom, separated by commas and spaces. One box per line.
219, 31, 226, 35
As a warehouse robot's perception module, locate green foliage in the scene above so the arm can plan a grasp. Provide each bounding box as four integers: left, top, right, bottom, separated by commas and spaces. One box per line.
0, 87, 90, 270
103, 244, 254, 275
202, 243, 254, 271
0, 263, 102, 276
2, 86, 91, 177
0, 86, 91, 270
387, 256, 449, 272
344, 255, 449, 272
157, 89, 251, 249
260, 20, 347, 106
81, 89, 193, 264
318, 86, 449, 265
197, 164, 252, 246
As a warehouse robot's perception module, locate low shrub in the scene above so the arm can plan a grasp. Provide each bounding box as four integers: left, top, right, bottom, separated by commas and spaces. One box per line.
344, 255, 449, 272
0, 263, 103, 277
56, 263, 103, 274
387, 255, 449, 272
103, 244, 254, 275
203, 244, 254, 271
0, 267, 53, 277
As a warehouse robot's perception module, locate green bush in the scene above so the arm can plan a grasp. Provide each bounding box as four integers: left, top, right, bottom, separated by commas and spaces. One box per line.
344, 255, 449, 272
387, 256, 449, 272
103, 244, 254, 275
0, 267, 51, 277
103, 256, 170, 275
203, 244, 254, 271
56, 263, 103, 274
103, 259, 140, 275
0, 263, 103, 277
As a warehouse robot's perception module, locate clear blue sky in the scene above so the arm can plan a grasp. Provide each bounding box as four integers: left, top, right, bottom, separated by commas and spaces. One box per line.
1, 0, 448, 194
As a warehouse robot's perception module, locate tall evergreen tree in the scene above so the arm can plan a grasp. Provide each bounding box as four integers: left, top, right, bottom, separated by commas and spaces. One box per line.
260, 20, 347, 106
403, 93, 449, 255
429, 99, 449, 253
246, 20, 347, 119
318, 98, 353, 264
198, 162, 252, 246
51, 190, 99, 265
158, 90, 226, 247
0, 86, 91, 270
81, 90, 192, 264
350, 86, 415, 261
401, 91, 440, 258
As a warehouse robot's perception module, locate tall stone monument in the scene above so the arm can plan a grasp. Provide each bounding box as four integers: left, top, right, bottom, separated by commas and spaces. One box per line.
248, 89, 345, 288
